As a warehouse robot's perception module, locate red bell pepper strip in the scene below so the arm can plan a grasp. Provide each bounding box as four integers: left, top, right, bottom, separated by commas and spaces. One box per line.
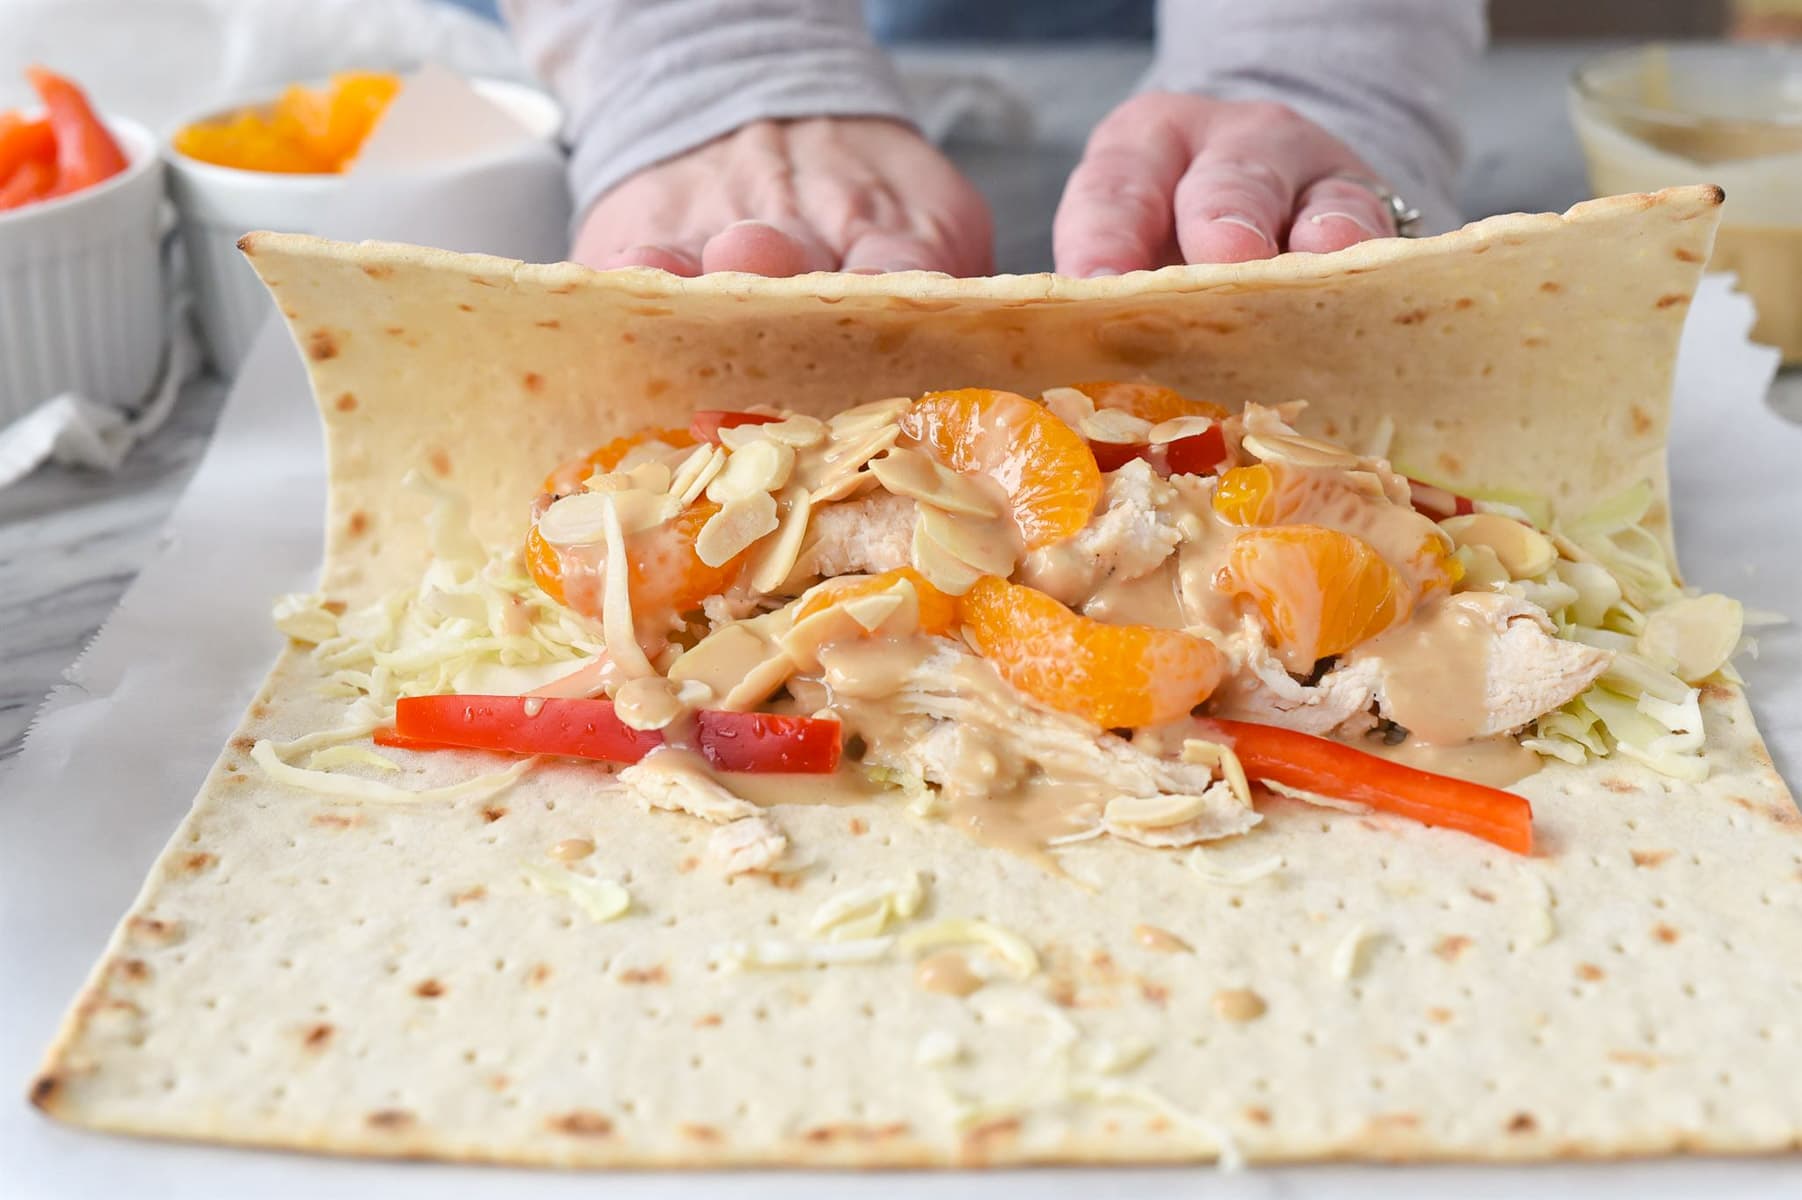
691, 410, 783, 445
0, 159, 55, 211
26, 66, 127, 198
392, 694, 842, 774
0, 113, 56, 179
1407, 478, 1476, 522
1196, 718, 1534, 854
1087, 425, 1228, 479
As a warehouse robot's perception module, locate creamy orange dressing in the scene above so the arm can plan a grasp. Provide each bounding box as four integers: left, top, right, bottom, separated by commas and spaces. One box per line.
915, 950, 984, 996
1365, 736, 1542, 789
1354, 599, 1493, 745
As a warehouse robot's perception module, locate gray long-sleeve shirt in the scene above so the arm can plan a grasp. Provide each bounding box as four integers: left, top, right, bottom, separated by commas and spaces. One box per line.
501, 0, 1485, 238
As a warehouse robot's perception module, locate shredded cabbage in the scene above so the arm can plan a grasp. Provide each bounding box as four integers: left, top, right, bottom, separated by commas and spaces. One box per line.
522, 862, 630, 922
250, 739, 537, 804
272, 471, 604, 714
897, 919, 1039, 979
809, 871, 927, 940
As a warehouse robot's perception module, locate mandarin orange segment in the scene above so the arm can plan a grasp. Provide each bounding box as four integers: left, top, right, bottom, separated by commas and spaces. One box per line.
1071, 381, 1228, 423
1210, 464, 1280, 526
794, 567, 957, 634
527, 501, 742, 622
173, 73, 400, 174
1221, 525, 1404, 667
898, 388, 1102, 550
959, 576, 1224, 729
540, 427, 695, 495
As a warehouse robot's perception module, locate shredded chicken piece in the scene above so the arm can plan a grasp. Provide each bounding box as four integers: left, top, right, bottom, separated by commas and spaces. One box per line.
618, 749, 759, 823
795, 492, 915, 579
1381, 591, 1611, 736
1210, 618, 1381, 736
1018, 459, 1181, 606
708, 815, 789, 875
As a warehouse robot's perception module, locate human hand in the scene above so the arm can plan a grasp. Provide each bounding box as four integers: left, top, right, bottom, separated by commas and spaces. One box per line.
1054, 92, 1399, 277
572, 117, 992, 277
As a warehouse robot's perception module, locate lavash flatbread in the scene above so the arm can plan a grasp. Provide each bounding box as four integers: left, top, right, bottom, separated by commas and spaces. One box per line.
31, 185, 1802, 1165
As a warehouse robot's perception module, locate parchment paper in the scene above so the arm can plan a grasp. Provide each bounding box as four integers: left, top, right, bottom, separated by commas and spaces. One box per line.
2, 280, 1799, 1198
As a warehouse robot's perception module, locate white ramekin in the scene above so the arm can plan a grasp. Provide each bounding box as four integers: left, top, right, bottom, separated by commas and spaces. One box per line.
165, 79, 569, 375
0, 118, 166, 423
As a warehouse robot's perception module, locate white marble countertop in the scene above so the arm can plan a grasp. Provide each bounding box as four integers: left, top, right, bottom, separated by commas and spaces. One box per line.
2, 43, 1798, 762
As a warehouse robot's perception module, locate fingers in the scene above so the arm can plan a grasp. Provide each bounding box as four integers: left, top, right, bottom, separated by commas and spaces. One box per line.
594, 244, 703, 275
1170, 107, 1323, 263
1286, 175, 1395, 254
1053, 115, 1191, 277
700, 220, 837, 276
839, 230, 958, 274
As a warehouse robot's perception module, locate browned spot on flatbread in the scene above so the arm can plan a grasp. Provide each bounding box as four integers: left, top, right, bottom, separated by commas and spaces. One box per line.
1453, 296, 1475, 310
383, 325, 406, 338
1436, 452, 1463, 476
679, 1123, 722, 1143
1656, 293, 1690, 309
1602, 778, 1636, 794
1371, 1111, 1421, 1131
467, 276, 497, 289
961, 1116, 1021, 1156
451, 885, 487, 906
127, 916, 182, 946
627, 304, 672, 317
1631, 848, 1673, 868
311, 812, 358, 830
178, 851, 217, 875
678, 856, 700, 873
696, 365, 718, 380
112, 958, 152, 984
413, 979, 445, 999
693, 1013, 722, 1028
1674, 247, 1703, 263
457, 303, 475, 313
229, 735, 253, 752
1468, 887, 1495, 903
1507, 1112, 1538, 1135
1539, 280, 1562, 294
1393, 308, 1428, 325
1426, 1006, 1454, 1024
1608, 1049, 1665, 1068
618, 966, 668, 985
1701, 681, 1735, 704
1729, 794, 1756, 813
745, 363, 766, 379
481, 807, 507, 823
1764, 803, 1801, 827
620, 331, 637, 344
428, 448, 452, 477
801, 1121, 911, 1144
367, 1109, 415, 1130
1630, 405, 1654, 435
547, 283, 575, 295
526, 963, 553, 987
547, 1110, 614, 1137
334, 392, 357, 412
522, 371, 544, 393
488, 1074, 511, 1092
1576, 962, 1605, 982
762, 872, 804, 890
346, 511, 369, 538
306, 328, 339, 361
847, 817, 867, 835
1139, 980, 1170, 1007
250, 702, 270, 718
645, 378, 670, 398
1522, 336, 1547, 348
29, 1074, 60, 1110
1434, 935, 1472, 961
302, 1022, 334, 1050
1244, 1105, 1272, 1126
360, 264, 393, 279
535, 318, 560, 330
1652, 923, 1681, 944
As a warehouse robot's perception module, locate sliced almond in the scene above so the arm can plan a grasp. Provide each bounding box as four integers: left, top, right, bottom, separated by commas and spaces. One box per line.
669, 623, 794, 709
918, 506, 1016, 577
697, 491, 779, 567
808, 424, 899, 503
582, 471, 635, 494
1241, 432, 1361, 470
1147, 415, 1217, 445
758, 414, 828, 448
808, 469, 879, 506
911, 515, 985, 595
538, 490, 677, 544
1041, 386, 1096, 428
624, 461, 673, 495
829, 396, 911, 435
1640, 592, 1743, 684
1080, 409, 1153, 445
747, 486, 814, 595
780, 596, 905, 673
1441, 512, 1556, 580
1104, 792, 1210, 830
707, 439, 796, 504
869, 447, 1002, 518
672, 445, 726, 506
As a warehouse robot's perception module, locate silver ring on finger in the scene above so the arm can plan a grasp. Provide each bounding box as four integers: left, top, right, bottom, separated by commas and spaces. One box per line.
1327, 173, 1422, 238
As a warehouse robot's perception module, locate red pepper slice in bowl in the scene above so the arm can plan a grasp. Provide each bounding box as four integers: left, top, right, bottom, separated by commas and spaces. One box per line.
1087, 424, 1228, 479
391, 695, 841, 775
1196, 718, 1534, 854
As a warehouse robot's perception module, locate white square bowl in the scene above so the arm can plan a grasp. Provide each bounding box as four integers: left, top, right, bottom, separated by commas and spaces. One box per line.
0, 118, 167, 423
